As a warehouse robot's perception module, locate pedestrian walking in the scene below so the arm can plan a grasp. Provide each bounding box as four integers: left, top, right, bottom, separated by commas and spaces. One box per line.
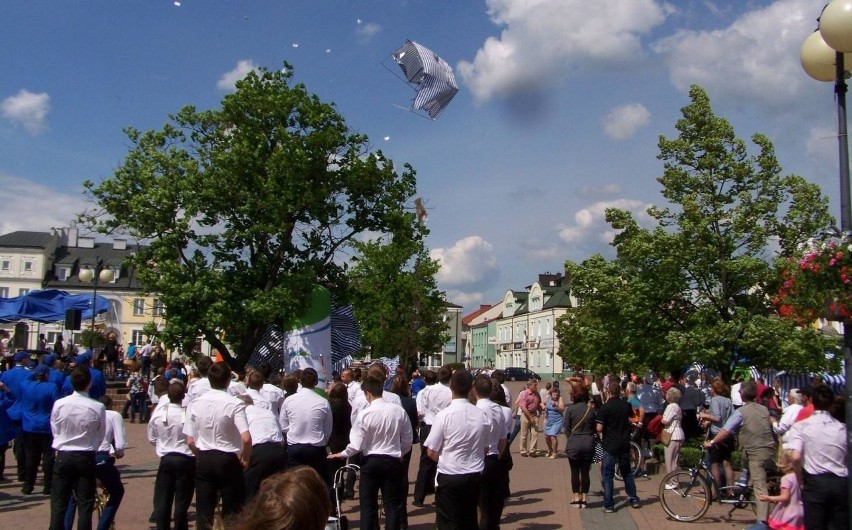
543, 387, 565, 459
565, 384, 596, 508
596, 382, 641, 513
517, 379, 542, 457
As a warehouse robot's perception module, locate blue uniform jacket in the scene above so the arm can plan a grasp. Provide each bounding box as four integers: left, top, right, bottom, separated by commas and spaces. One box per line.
19, 380, 59, 434
61, 367, 106, 400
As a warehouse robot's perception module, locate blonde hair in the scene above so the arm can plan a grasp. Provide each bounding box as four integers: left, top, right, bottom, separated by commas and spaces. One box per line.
777, 451, 794, 475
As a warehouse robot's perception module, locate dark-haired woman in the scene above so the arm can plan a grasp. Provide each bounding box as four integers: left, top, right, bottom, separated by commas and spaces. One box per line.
564, 384, 596, 508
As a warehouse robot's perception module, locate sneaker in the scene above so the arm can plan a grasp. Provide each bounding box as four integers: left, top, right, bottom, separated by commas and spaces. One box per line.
601, 507, 615, 513
631, 500, 641, 509
548, 453, 557, 459
665, 483, 678, 490
734, 478, 748, 488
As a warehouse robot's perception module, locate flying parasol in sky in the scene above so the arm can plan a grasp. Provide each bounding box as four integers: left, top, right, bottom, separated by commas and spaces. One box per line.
392, 40, 459, 120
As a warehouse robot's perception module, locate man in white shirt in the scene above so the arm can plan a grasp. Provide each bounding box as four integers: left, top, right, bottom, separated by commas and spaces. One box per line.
329, 375, 413, 530
184, 362, 251, 530
148, 380, 196, 530
424, 369, 488, 530
244, 371, 272, 411
183, 356, 213, 406
474, 375, 508, 530
341, 368, 359, 404
730, 377, 744, 409
236, 393, 286, 500
413, 365, 453, 507
66, 394, 126, 530
49, 366, 107, 530
278, 367, 332, 485
256, 363, 285, 417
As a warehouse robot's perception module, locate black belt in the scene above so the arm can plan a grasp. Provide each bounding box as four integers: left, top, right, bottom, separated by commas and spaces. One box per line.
364, 453, 401, 460
164, 452, 195, 459
58, 450, 96, 455
254, 441, 284, 449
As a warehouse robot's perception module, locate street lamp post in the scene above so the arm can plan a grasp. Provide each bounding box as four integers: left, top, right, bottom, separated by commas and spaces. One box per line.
78, 259, 114, 349
800, 1, 852, 516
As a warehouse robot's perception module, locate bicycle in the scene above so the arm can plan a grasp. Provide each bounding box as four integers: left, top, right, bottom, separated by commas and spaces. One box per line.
658, 445, 780, 522
614, 424, 643, 481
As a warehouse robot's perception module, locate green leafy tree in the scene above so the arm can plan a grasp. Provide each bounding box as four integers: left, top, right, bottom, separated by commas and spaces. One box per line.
556, 85, 838, 380
348, 222, 447, 368
82, 65, 416, 368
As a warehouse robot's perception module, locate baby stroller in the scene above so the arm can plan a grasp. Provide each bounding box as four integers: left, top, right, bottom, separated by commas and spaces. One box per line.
327, 463, 360, 530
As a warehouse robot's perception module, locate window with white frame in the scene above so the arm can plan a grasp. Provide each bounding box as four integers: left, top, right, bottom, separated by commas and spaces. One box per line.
22, 261, 33, 273
0, 287, 8, 298
131, 330, 144, 344
133, 298, 145, 316
152, 299, 165, 316
1, 260, 10, 272
18, 288, 30, 296
57, 267, 69, 281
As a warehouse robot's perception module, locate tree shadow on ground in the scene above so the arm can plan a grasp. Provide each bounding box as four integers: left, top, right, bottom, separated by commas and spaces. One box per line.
501, 510, 555, 524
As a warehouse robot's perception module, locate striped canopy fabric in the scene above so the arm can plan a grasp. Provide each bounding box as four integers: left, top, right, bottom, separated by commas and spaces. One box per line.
393, 40, 459, 119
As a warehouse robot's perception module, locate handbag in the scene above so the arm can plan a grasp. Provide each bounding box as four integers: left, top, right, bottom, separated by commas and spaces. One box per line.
660, 429, 673, 447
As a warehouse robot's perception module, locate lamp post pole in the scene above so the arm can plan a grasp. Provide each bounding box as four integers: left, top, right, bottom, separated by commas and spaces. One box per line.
78, 259, 114, 350
801, 2, 852, 516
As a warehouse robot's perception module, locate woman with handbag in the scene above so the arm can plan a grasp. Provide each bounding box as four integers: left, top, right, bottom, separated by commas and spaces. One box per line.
661, 387, 685, 484
564, 384, 597, 508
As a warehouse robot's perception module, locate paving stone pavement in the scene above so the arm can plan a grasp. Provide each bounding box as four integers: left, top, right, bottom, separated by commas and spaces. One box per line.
0, 382, 762, 529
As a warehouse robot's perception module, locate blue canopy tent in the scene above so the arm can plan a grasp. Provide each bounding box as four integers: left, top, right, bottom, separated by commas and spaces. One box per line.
0, 289, 109, 323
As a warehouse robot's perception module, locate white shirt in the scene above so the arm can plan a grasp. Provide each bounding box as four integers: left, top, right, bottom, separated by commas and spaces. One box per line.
731, 382, 743, 407
140, 343, 153, 357
338, 397, 413, 458
476, 398, 506, 456
259, 383, 285, 417
185, 377, 211, 405
51, 391, 106, 452
346, 380, 360, 404
501, 406, 513, 438
279, 387, 332, 446
424, 398, 488, 475
183, 388, 249, 454
419, 383, 452, 425
774, 403, 803, 440
785, 410, 847, 477
351, 387, 401, 424
227, 380, 246, 397
246, 405, 283, 445
99, 410, 127, 455
501, 383, 512, 408
147, 402, 194, 458
246, 388, 272, 411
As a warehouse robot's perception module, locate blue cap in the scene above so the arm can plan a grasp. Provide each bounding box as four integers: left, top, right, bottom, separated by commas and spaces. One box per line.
75, 352, 92, 365
13, 351, 28, 363
33, 364, 50, 377
43, 354, 57, 367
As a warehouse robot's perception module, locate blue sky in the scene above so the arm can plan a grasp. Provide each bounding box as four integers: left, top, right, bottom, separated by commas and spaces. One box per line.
0, 0, 843, 312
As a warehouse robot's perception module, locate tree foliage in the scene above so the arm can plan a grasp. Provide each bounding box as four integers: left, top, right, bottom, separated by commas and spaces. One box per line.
348, 222, 447, 368
556, 85, 838, 380
82, 65, 417, 367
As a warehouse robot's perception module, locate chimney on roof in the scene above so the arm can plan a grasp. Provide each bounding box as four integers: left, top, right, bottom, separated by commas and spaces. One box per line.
77, 236, 95, 249
113, 239, 126, 250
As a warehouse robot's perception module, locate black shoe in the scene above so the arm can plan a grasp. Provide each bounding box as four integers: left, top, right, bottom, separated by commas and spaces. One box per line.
149, 512, 156, 523
412, 500, 425, 508
42, 488, 51, 495
21, 486, 33, 495
631, 500, 641, 509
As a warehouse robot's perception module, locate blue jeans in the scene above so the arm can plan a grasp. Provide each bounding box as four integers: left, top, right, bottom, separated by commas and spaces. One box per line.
602, 449, 638, 510
65, 453, 124, 530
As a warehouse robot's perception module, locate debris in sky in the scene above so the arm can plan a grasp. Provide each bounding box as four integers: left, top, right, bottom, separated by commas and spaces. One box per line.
357, 18, 362, 24
292, 43, 299, 48
384, 136, 390, 141
174, 1, 181, 5
392, 40, 459, 120
414, 197, 428, 223
326, 49, 331, 53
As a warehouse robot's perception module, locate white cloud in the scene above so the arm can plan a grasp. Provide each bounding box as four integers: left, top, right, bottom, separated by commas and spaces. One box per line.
457, 0, 671, 103
653, 0, 814, 107
444, 289, 486, 307
431, 236, 499, 289
558, 199, 652, 244
0, 174, 86, 234
1, 89, 50, 135
602, 103, 651, 140
217, 60, 257, 90
356, 22, 381, 42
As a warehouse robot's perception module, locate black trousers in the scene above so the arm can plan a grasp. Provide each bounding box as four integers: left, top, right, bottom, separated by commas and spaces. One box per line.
153, 453, 196, 530
478, 455, 505, 530
13, 431, 26, 479
803, 472, 849, 530
344, 453, 361, 497
244, 442, 287, 500
49, 450, 96, 530
413, 424, 436, 503
195, 450, 245, 530
22, 431, 54, 492
360, 455, 406, 530
287, 443, 330, 485
435, 472, 480, 530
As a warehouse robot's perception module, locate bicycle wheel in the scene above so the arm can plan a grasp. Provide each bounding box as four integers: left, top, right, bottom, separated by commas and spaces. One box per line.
614, 442, 642, 480
659, 470, 711, 522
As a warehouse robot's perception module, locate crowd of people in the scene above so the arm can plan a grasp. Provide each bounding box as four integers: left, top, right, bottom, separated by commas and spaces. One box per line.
0, 343, 849, 530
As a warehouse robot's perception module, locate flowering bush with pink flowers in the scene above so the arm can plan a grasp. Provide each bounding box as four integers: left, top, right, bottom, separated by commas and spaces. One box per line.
774, 238, 852, 324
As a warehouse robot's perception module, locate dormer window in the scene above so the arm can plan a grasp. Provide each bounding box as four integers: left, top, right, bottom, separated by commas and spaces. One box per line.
57, 266, 70, 281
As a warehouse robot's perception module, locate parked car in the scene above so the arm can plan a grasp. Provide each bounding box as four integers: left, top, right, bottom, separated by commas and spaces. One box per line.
503, 367, 542, 381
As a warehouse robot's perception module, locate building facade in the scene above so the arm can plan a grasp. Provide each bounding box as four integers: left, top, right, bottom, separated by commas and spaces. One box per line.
494, 273, 575, 378
0, 226, 161, 352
